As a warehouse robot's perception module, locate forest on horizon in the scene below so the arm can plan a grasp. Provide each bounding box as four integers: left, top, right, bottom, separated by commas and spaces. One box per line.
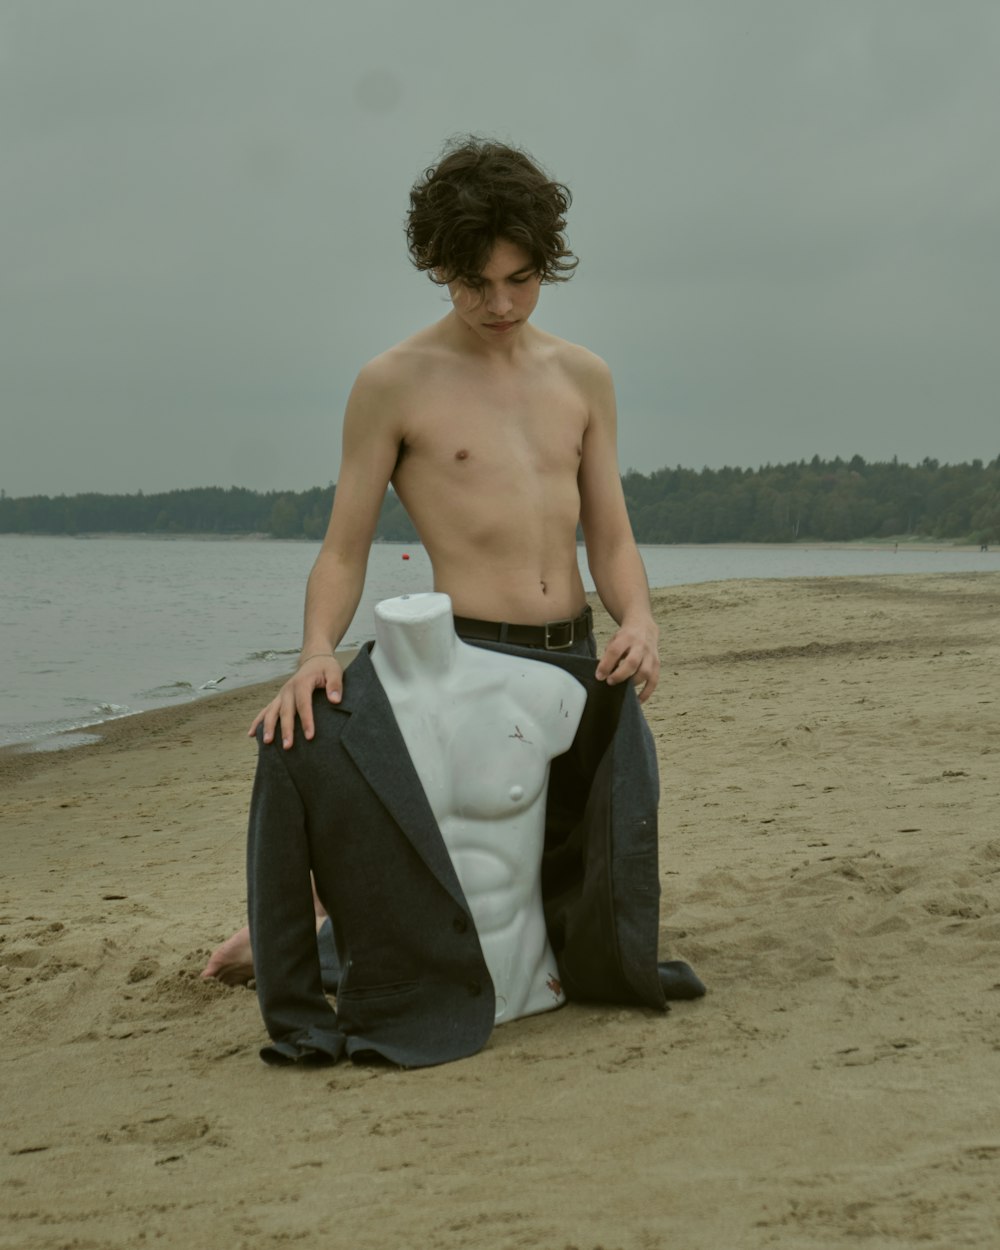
2, 454, 998, 545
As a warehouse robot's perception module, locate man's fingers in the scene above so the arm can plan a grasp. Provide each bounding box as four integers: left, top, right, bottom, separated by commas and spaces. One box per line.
279, 698, 300, 749
599, 643, 660, 702
249, 659, 344, 748
255, 703, 280, 744
287, 666, 340, 747
596, 627, 660, 703
600, 647, 640, 685
636, 668, 659, 702
261, 705, 280, 745
294, 690, 316, 744
595, 637, 631, 681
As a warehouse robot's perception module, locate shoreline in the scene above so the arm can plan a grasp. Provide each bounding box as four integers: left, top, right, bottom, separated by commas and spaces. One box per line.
658, 538, 992, 551
6, 552, 999, 755
2, 531, 990, 551
0, 651, 358, 784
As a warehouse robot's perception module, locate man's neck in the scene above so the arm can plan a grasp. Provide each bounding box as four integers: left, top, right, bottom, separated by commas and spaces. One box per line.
440, 311, 538, 364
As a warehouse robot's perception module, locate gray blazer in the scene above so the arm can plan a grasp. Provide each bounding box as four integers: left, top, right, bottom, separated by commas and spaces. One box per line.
248, 641, 698, 1069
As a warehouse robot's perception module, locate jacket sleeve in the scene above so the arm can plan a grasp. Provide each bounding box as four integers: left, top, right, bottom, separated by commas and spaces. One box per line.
246, 733, 346, 1064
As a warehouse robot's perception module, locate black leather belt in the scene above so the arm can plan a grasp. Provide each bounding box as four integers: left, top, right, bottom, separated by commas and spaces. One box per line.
453, 605, 592, 651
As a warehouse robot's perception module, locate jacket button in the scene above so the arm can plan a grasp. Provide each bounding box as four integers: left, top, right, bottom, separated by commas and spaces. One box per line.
466, 979, 482, 997
452, 915, 468, 934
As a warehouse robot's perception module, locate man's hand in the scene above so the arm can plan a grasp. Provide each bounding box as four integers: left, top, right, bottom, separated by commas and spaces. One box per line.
249, 654, 344, 749
595, 623, 660, 703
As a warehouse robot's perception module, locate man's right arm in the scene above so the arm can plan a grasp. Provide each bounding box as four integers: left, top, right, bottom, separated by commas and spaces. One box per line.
250, 358, 406, 748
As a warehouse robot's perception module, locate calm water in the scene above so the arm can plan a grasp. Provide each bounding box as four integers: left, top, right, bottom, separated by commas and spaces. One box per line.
1, 534, 995, 749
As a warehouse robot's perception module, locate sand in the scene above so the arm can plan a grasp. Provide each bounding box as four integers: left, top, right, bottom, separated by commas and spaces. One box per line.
2, 572, 999, 1250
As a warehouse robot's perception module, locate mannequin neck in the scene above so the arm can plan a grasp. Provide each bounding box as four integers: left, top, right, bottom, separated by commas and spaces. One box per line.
372, 593, 458, 683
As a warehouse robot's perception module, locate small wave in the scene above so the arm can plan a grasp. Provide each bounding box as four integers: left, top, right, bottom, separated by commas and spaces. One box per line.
93, 702, 131, 716
245, 648, 299, 662
140, 681, 194, 699
18, 732, 103, 754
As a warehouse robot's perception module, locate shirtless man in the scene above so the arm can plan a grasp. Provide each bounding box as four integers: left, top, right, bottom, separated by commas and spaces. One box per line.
203, 137, 660, 983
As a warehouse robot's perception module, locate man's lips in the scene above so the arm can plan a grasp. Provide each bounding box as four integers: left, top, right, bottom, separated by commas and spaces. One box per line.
485, 321, 515, 331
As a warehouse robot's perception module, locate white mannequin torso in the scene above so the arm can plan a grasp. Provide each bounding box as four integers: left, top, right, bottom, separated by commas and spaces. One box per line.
370, 593, 586, 1023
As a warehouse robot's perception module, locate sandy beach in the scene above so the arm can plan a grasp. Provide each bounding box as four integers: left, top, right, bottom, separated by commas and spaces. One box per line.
2, 572, 998, 1250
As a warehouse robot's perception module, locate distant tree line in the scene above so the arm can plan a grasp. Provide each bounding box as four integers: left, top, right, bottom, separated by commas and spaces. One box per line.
621, 454, 1000, 545
0, 484, 420, 543
2, 455, 998, 544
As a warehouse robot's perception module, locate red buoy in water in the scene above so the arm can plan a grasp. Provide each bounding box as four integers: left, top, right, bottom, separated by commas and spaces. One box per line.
402, 553, 410, 560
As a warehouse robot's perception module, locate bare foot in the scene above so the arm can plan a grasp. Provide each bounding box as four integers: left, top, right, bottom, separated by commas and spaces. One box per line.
201, 924, 254, 985
201, 909, 328, 985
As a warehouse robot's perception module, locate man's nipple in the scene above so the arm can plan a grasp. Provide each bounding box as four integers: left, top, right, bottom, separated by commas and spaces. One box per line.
455, 448, 469, 461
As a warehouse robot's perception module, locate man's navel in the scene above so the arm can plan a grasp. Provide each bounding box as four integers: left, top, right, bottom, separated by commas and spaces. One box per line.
455, 448, 470, 461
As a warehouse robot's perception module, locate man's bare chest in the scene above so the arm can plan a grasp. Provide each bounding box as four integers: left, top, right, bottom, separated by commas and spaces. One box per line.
396, 372, 588, 476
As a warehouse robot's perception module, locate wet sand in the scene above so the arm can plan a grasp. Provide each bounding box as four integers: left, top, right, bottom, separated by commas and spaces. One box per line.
2, 572, 998, 1249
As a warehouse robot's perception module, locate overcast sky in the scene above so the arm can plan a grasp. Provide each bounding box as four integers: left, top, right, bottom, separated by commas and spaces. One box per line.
3, 1, 999, 496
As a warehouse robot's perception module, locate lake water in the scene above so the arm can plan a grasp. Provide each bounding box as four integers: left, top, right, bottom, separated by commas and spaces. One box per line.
1, 534, 995, 749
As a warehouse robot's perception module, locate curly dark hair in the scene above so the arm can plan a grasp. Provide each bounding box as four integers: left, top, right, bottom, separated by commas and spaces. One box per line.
406, 136, 578, 290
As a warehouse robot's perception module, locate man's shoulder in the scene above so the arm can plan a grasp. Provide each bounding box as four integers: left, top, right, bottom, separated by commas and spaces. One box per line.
534, 330, 611, 386
351, 323, 612, 399
353, 340, 421, 390
353, 325, 449, 394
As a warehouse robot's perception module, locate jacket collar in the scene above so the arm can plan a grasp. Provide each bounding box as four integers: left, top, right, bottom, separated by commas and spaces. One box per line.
336, 645, 469, 912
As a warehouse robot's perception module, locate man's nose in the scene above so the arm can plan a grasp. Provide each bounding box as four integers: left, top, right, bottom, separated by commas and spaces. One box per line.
486, 287, 513, 315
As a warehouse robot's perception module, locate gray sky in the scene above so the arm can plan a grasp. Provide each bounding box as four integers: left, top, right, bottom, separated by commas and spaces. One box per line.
3, 0, 999, 496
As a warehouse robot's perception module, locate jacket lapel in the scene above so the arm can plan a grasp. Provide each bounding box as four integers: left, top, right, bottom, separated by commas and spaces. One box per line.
338, 647, 469, 911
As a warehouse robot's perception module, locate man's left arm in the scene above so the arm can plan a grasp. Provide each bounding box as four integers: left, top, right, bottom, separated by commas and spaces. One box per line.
576, 356, 660, 704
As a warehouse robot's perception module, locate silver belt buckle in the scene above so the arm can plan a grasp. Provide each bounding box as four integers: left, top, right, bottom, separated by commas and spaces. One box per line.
544, 617, 575, 650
